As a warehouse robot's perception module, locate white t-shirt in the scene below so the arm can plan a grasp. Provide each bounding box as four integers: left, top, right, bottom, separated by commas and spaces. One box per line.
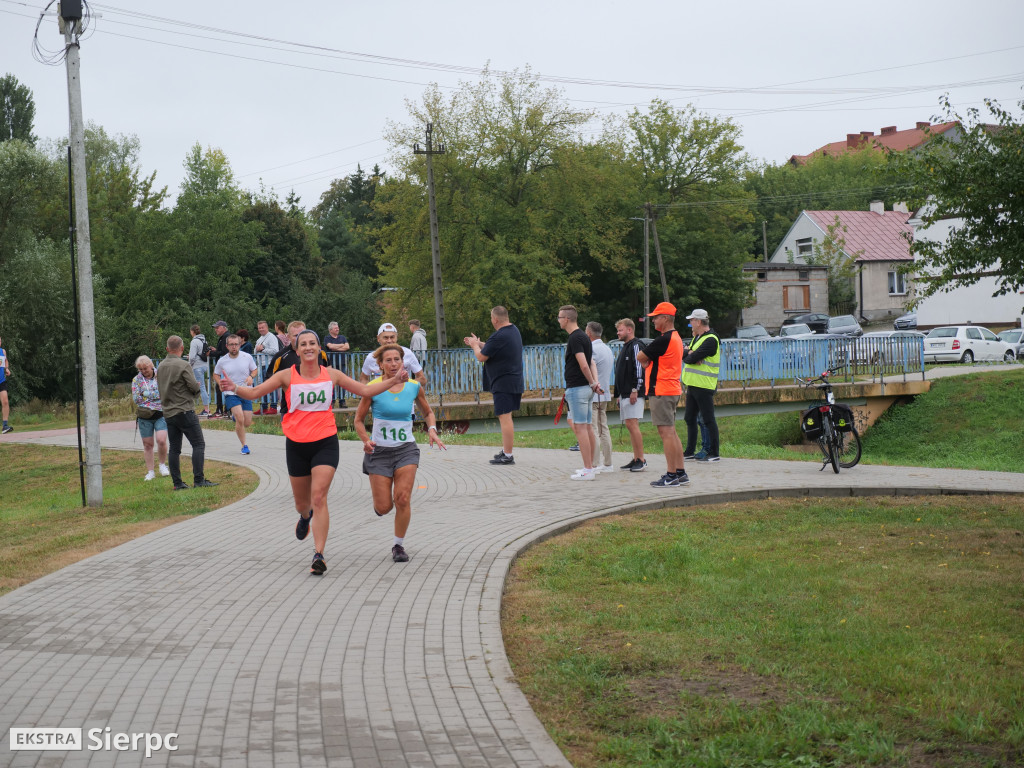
255, 332, 280, 356
214, 351, 258, 387
361, 346, 424, 379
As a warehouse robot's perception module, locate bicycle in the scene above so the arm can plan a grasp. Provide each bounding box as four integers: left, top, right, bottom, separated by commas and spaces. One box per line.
796, 372, 862, 474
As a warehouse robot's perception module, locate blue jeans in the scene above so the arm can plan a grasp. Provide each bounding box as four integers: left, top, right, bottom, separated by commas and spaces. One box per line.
564, 385, 594, 425
192, 365, 211, 408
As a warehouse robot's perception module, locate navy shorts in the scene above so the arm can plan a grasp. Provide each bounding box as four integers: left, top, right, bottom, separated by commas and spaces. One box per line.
224, 394, 253, 412
285, 436, 340, 477
492, 392, 522, 417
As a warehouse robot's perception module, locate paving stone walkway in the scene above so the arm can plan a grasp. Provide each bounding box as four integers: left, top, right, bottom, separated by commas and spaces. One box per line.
2, 425, 1023, 767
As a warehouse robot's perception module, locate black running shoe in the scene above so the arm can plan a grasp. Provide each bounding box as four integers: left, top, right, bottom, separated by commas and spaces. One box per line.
674, 472, 691, 486
620, 458, 638, 470
650, 473, 679, 488
683, 452, 696, 461
2, 425, 12, 434
392, 544, 409, 563
629, 459, 648, 473
173, 482, 190, 491
568, 443, 580, 452
296, 509, 313, 541
310, 552, 326, 575
489, 453, 515, 465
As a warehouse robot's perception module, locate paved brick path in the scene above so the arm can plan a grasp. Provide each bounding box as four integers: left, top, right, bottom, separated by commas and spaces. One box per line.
2, 425, 1023, 767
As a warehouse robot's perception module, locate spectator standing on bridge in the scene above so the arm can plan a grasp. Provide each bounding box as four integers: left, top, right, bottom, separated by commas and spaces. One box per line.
254, 320, 281, 415
637, 302, 687, 487
464, 306, 524, 466
187, 325, 211, 417
586, 321, 614, 474
360, 323, 426, 386
558, 305, 601, 481
682, 308, 721, 462
409, 319, 428, 362
613, 318, 647, 471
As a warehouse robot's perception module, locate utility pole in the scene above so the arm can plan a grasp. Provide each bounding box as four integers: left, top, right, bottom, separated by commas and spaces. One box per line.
413, 123, 447, 349
643, 204, 650, 337
762, 220, 769, 262
60, 0, 103, 505
646, 203, 669, 303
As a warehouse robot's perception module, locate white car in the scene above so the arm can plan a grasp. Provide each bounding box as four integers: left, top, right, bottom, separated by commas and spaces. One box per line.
924, 326, 1016, 364
852, 331, 925, 364
997, 328, 1024, 359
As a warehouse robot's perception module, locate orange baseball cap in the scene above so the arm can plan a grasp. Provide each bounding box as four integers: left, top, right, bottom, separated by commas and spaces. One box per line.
647, 302, 677, 316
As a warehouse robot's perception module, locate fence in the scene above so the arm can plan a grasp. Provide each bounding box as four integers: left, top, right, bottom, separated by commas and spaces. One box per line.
162, 335, 925, 407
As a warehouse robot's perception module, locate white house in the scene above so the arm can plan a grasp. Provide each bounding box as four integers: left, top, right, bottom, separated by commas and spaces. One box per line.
770, 202, 913, 322
908, 203, 1024, 329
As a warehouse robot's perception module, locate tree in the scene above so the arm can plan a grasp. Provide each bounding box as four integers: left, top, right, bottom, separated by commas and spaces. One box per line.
376, 70, 632, 342
0, 74, 37, 146
0, 139, 61, 267
891, 96, 1024, 301
612, 99, 756, 322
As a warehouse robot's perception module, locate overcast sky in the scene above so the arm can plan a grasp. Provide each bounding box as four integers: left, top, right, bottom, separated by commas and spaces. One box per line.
2, 0, 1022, 209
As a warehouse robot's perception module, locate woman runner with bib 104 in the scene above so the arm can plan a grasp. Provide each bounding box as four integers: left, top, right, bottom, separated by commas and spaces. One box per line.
219, 329, 407, 575
355, 343, 445, 563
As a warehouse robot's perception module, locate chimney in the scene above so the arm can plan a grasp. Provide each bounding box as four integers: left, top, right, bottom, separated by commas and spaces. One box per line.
880, 125, 897, 135
916, 121, 930, 130
860, 131, 874, 141
847, 133, 861, 149
869, 200, 884, 215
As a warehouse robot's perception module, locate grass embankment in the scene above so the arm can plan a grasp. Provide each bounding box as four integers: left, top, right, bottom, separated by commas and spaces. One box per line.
504, 495, 1024, 768
0, 445, 258, 597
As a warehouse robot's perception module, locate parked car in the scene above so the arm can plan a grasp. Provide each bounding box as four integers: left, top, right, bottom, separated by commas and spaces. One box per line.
781, 313, 829, 334
997, 328, 1024, 359
893, 312, 918, 330
924, 326, 1016, 363
826, 314, 864, 337
779, 323, 811, 337
852, 330, 925, 364
735, 324, 772, 340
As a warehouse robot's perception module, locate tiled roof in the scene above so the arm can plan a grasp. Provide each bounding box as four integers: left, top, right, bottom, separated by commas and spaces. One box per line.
803, 210, 913, 262
790, 121, 958, 164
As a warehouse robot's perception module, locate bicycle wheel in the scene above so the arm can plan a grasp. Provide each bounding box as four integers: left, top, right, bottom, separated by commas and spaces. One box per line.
836, 426, 862, 468
822, 420, 840, 474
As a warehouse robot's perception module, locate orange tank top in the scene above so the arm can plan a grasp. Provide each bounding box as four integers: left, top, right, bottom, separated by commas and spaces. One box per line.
282, 365, 337, 443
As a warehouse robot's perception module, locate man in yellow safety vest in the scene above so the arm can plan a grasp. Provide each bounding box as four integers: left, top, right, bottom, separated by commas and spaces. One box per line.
681, 308, 721, 462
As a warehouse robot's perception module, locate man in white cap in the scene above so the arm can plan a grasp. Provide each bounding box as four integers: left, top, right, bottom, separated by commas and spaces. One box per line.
360, 323, 427, 385
682, 308, 721, 462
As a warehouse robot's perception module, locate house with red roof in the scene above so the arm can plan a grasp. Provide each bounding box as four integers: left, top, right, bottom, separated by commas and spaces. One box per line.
768, 202, 913, 323
788, 121, 961, 165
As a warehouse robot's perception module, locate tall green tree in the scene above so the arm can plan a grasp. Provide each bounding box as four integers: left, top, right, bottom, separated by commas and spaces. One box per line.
891, 96, 1024, 301
0, 74, 37, 146
612, 99, 756, 323
375, 70, 632, 342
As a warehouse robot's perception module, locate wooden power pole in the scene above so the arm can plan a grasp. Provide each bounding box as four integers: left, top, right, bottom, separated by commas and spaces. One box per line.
413, 124, 447, 349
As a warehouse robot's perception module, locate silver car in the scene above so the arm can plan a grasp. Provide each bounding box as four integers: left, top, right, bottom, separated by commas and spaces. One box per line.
997, 328, 1024, 360
924, 326, 1016, 364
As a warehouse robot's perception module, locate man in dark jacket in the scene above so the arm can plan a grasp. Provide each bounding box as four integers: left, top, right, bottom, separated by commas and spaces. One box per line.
613, 318, 647, 472
208, 320, 230, 418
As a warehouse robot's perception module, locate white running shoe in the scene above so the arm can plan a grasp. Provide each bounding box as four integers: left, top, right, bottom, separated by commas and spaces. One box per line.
158, 463, 170, 476
595, 465, 615, 474
143, 470, 155, 481
570, 468, 596, 481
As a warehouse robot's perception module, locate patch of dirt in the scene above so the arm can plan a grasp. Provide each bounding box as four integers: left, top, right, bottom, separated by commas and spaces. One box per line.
624, 660, 795, 718
899, 739, 1022, 768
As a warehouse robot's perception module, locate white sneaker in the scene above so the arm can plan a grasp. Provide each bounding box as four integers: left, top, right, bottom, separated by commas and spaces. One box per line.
158, 463, 170, 477
143, 470, 155, 481
570, 468, 596, 481
595, 465, 615, 474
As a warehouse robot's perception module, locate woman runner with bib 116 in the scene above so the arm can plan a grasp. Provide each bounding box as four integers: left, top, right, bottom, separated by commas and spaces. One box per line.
219, 329, 408, 575
355, 343, 445, 563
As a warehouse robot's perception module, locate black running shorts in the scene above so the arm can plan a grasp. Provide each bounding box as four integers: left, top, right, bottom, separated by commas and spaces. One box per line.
285, 435, 340, 477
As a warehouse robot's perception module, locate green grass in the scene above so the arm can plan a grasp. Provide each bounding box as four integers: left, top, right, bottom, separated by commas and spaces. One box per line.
504, 495, 1024, 768
861, 369, 1024, 472
0, 445, 259, 596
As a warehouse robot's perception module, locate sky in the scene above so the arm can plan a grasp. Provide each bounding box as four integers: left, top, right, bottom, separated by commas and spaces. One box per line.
2, 0, 1023, 209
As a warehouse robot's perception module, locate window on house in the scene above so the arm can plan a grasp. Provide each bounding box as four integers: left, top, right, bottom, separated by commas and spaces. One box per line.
757, 271, 767, 281
795, 237, 813, 260
783, 285, 810, 312
798, 270, 809, 281
888, 270, 907, 295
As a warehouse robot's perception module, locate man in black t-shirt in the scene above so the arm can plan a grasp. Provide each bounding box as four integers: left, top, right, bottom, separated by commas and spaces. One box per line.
558, 305, 602, 481
464, 306, 524, 466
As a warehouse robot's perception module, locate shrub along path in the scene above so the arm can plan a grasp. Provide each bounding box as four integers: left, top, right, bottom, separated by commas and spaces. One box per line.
1, 425, 1023, 767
